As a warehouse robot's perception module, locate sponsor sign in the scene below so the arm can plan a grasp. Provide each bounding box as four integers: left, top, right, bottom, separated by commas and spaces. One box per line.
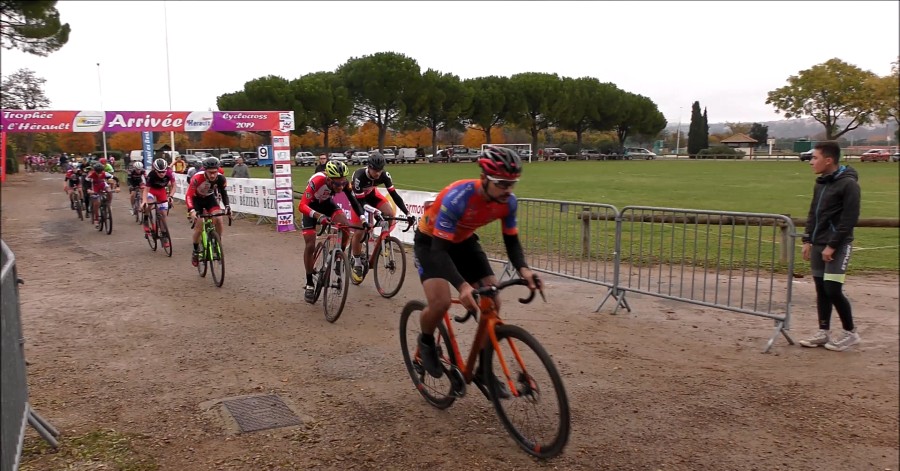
141, 131, 154, 170
0, 110, 295, 133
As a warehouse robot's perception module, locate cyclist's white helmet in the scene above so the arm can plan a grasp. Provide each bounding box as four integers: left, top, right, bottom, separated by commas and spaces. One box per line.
133, 161, 144, 170
152, 158, 168, 172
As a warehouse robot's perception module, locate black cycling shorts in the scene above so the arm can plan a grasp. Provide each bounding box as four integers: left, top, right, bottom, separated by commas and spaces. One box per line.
191, 195, 221, 215
413, 231, 493, 284
300, 199, 342, 232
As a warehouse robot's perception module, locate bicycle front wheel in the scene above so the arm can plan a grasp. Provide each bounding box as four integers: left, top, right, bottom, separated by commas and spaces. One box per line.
97, 204, 106, 232
105, 203, 113, 235
483, 324, 570, 459
132, 195, 141, 223
399, 301, 458, 409
158, 216, 172, 257
323, 250, 349, 323
373, 236, 406, 298
145, 213, 158, 251
208, 230, 225, 287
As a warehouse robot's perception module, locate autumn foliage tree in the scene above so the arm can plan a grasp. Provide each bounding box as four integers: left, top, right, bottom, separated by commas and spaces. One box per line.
462, 127, 505, 149
350, 122, 380, 149
57, 133, 95, 154
107, 132, 141, 152
199, 131, 239, 149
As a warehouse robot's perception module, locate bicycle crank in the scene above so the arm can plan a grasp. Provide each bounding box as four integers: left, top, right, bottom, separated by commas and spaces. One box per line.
447, 366, 466, 398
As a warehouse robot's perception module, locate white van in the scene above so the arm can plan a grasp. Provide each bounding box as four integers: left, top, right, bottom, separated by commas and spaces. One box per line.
397, 148, 417, 163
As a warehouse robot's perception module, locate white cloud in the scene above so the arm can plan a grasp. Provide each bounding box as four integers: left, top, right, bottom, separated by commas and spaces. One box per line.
1, 1, 897, 123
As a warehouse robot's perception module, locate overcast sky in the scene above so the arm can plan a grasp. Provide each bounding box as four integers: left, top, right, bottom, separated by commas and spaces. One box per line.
2, 1, 897, 125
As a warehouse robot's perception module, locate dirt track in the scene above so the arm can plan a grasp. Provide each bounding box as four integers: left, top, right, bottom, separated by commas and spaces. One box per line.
3, 173, 898, 471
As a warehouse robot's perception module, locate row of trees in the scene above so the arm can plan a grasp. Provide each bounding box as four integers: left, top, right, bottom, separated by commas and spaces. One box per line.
216, 52, 668, 157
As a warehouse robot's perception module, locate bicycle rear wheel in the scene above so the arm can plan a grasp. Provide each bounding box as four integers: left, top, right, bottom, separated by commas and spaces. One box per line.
158, 216, 172, 257
399, 301, 458, 409
373, 236, 406, 298
132, 195, 140, 223
311, 242, 326, 304
482, 324, 570, 459
323, 250, 349, 323
74, 196, 83, 221
104, 202, 113, 235
208, 230, 225, 287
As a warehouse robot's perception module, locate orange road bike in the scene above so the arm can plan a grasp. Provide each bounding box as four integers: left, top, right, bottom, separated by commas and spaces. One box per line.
399, 278, 570, 459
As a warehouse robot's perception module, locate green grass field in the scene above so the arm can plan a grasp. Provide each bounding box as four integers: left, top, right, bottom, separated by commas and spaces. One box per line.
241, 160, 899, 273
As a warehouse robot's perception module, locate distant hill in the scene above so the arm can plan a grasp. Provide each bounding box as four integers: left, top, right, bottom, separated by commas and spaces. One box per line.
665, 117, 897, 140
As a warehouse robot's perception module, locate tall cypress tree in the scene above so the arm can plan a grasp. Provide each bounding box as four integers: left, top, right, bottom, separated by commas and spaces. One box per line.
702, 107, 710, 150
687, 101, 703, 155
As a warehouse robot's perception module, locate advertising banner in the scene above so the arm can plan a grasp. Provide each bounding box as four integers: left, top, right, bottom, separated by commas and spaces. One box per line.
0, 110, 295, 133
141, 131, 153, 170
171, 174, 276, 218
271, 130, 294, 232
333, 188, 436, 245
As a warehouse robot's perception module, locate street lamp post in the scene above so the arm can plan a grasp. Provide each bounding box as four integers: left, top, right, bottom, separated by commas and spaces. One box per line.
96, 62, 108, 161
164, 1, 175, 156
674, 106, 683, 157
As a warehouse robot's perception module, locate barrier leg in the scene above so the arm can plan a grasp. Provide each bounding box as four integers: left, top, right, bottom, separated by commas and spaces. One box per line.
763, 320, 794, 353
27, 407, 59, 449
596, 287, 631, 314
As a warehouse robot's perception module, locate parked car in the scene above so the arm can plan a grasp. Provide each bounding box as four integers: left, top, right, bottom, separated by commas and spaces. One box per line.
624, 147, 657, 160
543, 147, 569, 161
240, 152, 259, 166
329, 152, 347, 162
799, 150, 814, 162
219, 152, 238, 167
397, 147, 417, 164
860, 149, 890, 162
382, 149, 396, 163
891, 152, 900, 163
295, 151, 315, 166
429, 148, 451, 163
350, 152, 370, 165
519, 149, 533, 160
183, 154, 202, 167
578, 149, 603, 161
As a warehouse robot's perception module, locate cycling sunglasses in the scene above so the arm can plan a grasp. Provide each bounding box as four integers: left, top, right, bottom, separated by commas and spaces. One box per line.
485, 175, 518, 189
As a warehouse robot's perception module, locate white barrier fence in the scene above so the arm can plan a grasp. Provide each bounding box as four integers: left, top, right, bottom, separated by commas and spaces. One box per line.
173, 174, 434, 244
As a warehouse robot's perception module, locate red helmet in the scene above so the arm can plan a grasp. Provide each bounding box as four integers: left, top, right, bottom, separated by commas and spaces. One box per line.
478, 146, 522, 180
99, 158, 107, 164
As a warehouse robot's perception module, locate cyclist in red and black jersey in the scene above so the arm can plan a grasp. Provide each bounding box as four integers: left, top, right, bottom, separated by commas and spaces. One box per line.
141, 158, 176, 247
85, 163, 120, 227
297, 160, 366, 303
185, 157, 231, 266
348, 151, 416, 282
63, 165, 85, 209
413, 146, 538, 380
126, 161, 146, 215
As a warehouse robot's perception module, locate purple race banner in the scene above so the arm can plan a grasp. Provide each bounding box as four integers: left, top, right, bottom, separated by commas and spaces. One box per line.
0, 110, 295, 133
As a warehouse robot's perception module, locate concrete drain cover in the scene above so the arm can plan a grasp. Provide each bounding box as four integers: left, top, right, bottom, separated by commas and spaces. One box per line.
221, 395, 302, 433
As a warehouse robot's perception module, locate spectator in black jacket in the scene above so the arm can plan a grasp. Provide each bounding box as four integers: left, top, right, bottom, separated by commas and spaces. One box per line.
798, 141, 861, 352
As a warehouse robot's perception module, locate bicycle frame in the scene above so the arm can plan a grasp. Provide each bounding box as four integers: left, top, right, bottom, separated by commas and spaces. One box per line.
441, 283, 538, 398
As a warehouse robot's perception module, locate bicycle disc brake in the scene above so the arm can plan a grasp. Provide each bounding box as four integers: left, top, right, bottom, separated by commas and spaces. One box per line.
447, 366, 466, 398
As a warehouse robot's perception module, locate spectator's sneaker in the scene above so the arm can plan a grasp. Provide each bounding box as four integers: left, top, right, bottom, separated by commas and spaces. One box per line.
798, 329, 830, 348
417, 334, 444, 378
351, 264, 364, 284
191, 250, 200, 267
304, 284, 315, 304
825, 329, 860, 352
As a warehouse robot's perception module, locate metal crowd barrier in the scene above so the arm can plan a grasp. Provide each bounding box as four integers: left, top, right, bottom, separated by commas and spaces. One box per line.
2, 240, 59, 471
485, 199, 796, 353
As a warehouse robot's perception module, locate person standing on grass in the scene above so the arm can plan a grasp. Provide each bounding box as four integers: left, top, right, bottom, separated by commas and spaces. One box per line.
798, 141, 861, 352
231, 156, 250, 178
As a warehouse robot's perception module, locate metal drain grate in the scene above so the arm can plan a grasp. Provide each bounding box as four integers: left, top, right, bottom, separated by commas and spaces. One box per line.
221, 395, 302, 433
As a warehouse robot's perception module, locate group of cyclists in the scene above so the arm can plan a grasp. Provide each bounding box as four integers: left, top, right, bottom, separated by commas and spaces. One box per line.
62, 146, 540, 376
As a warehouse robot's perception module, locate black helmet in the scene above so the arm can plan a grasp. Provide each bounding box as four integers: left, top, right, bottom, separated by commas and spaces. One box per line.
92, 163, 104, 172
478, 146, 522, 180
202, 156, 220, 169
368, 151, 386, 170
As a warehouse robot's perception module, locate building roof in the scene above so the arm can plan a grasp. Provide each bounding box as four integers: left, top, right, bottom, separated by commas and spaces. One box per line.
154, 142, 172, 151
719, 133, 758, 144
